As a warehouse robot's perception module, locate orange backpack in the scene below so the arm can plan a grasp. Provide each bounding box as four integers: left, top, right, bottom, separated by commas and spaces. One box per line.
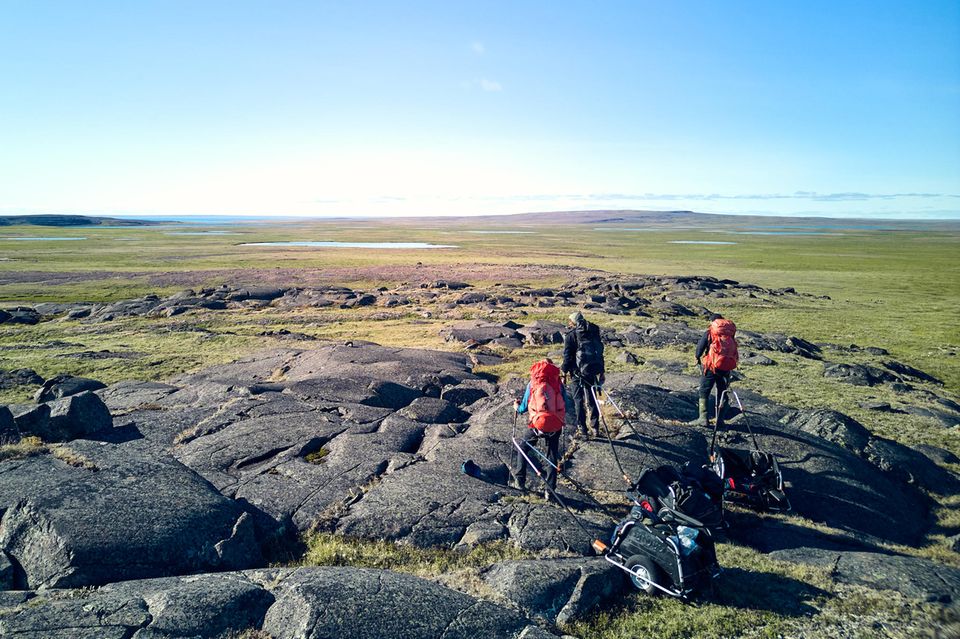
703, 319, 739, 372
527, 360, 565, 433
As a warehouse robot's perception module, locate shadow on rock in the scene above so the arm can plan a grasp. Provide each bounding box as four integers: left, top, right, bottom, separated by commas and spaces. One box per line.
711, 565, 828, 617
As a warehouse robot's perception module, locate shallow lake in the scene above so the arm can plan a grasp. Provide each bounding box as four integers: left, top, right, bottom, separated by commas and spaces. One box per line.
241, 241, 457, 249
721, 231, 844, 236
667, 240, 737, 245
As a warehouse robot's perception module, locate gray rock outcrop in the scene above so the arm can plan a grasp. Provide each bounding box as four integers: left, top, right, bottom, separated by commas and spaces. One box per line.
483, 557, 625, 625
770, 548, 960, 604
0, 439, 260, 589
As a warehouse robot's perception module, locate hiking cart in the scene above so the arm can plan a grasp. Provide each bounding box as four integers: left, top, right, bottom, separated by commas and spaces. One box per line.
593, 487, 720, 598
708, 390, 790, 512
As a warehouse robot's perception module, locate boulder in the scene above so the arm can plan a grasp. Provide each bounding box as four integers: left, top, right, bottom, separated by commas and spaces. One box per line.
649, 302, 696, 317
399, 397, 468, 424
9, 404, 50, 439
740, 352, 776, 366
615, 351, 640, 365
93, 297, 162, 320
441, 385, 491, 407
901, 405, 960, 428
0, 439, 262, 589
35, 375, 107, 402
33, 391, 113, 442
226, 287, 285, 301
483, 557, 625, 625
883, 360, 942, 385
0, 406, 17, 444
0, 551, 12, 590
616, 323, 701, 349
517, 321, 565, 346
783, 409, 871, 453
456, 292, 488, 305
1, 307, 41, 325
0, 571, 274, 639
914, 444, 959, 466
0, 368, 43, 390
822, 363, 896, 387
262, 567, 549, 639
441, 321, 522, 345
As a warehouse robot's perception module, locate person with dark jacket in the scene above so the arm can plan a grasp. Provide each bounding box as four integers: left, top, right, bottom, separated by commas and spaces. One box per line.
561, 311, 605, 439
689, 313, 739, 427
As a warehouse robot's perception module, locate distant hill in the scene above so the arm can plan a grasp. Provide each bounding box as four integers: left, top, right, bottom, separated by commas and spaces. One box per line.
429, 209, 960, 230
0, 214, 167, 227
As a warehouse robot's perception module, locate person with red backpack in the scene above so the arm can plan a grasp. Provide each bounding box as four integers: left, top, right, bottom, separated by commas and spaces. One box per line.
689, 314, 740, 427
510, 358, 567, 498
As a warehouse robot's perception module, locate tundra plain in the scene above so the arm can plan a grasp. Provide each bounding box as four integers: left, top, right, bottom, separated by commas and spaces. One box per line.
0, 211, 958, 638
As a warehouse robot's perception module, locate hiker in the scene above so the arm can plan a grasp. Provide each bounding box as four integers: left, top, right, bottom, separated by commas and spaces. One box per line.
689, 313, 739, 427
510, 358, 567, 498
562, 311, 605, 439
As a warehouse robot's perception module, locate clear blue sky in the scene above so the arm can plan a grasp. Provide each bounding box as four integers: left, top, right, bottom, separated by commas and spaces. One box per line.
1, 1, 958, 218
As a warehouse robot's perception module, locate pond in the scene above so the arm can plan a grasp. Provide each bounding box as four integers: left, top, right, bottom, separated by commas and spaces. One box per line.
241, 241, 458, 249
667, 241, 738, 245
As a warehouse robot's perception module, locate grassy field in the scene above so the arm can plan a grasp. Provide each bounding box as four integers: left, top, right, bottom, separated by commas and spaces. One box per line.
2, 218, 958, 389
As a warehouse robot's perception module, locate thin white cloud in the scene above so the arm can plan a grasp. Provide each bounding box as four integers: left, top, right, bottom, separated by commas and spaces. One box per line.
479, 78, 502, 92
471, 41, 485, 55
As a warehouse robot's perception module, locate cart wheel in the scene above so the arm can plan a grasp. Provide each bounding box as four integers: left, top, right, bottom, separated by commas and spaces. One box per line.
624, 554, 661, 595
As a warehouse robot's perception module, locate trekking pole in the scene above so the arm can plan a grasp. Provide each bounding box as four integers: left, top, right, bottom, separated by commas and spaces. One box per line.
511, 437, 603, 541
520, 439, 620, 523
720, 390, 758, 451
590, 385, 632, 486
598, 387, 664, 470
511, 408, 519, 476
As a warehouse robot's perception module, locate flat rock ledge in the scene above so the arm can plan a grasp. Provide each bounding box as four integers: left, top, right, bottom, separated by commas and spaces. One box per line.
770, 548, 960, 605
0, 567, 557, 639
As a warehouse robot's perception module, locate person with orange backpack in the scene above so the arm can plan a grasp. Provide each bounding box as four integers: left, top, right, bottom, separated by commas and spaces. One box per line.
510, 358, 567, 498
689, 314, 740, 428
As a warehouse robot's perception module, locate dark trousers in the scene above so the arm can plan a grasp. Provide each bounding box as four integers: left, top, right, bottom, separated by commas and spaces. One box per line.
570, 374, 600, 436
699, 369, 731, 414
513, 427, 560, 489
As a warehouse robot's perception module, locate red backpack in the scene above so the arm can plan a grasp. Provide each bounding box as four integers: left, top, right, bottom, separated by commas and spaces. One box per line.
704, 319, 739, 372
527, 360, 565, 433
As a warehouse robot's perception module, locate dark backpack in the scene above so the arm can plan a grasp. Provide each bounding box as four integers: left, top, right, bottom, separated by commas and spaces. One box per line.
576, 326, 604, 377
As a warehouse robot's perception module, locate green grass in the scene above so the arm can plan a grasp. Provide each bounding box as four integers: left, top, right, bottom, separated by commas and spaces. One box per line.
3, 221, 956, 390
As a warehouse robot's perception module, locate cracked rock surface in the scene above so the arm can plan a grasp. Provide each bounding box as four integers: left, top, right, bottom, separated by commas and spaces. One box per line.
0, 567, 554, 639
0, 439, 259, 589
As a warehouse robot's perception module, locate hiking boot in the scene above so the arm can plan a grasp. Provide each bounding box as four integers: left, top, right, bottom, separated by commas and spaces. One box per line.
687, 397, 710, 428
724, 404, 744, 424
508, 477, 525, 491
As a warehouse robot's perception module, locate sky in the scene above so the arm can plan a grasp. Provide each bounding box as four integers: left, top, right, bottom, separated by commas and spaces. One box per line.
1, 1, 958, 219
